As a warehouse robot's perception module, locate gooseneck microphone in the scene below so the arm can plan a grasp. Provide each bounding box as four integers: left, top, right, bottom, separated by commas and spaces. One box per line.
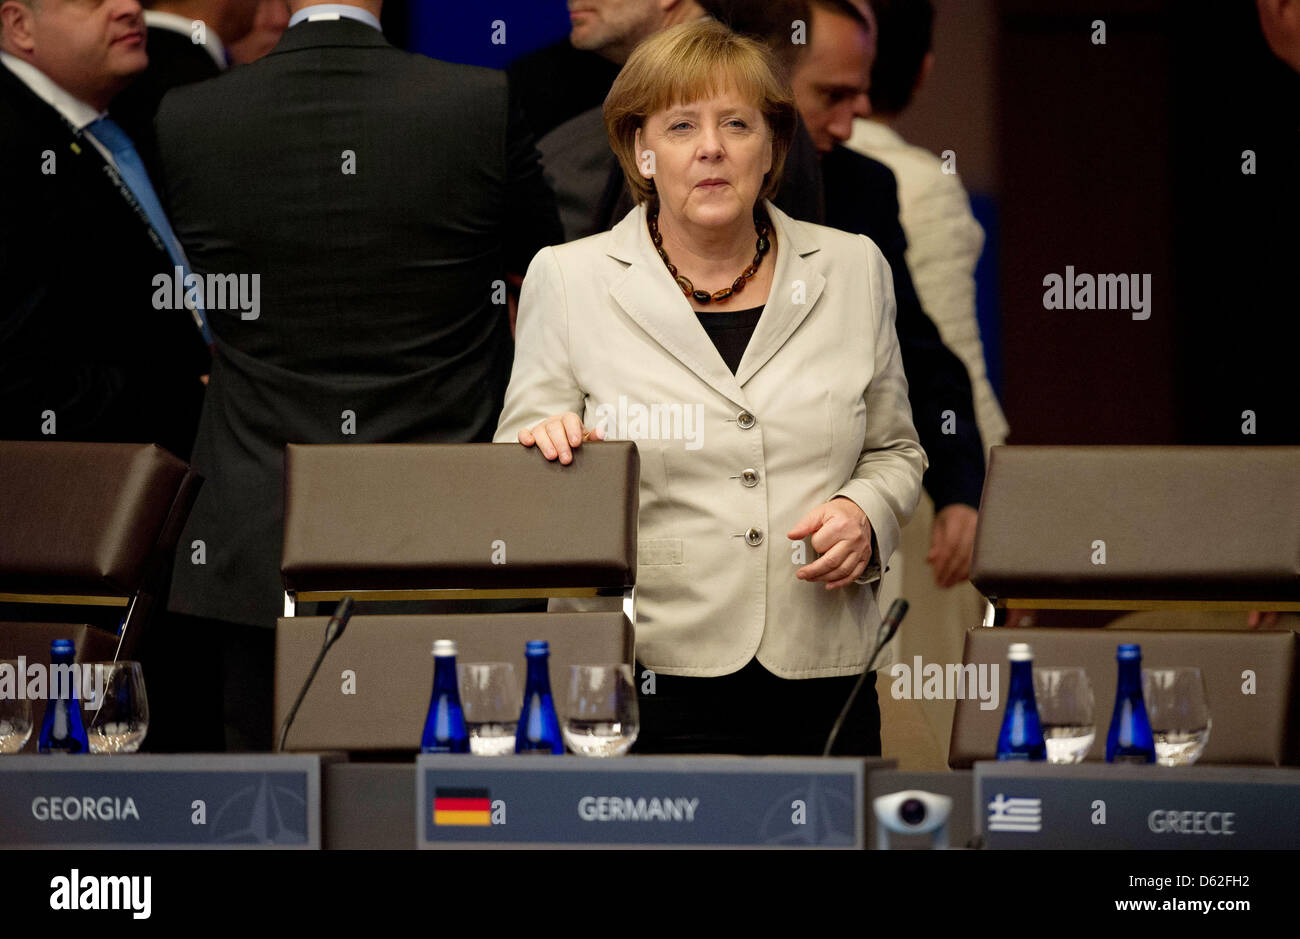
276, 596, 355, 753
822, 598, 909, 757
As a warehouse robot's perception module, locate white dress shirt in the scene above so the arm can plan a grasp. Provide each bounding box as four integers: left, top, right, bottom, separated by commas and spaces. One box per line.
288, 4, 383, 30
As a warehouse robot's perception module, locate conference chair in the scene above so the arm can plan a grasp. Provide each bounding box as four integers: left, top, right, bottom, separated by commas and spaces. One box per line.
949, 446, 1300, 766
274, 442, 639, 752
0, 441, 202, 751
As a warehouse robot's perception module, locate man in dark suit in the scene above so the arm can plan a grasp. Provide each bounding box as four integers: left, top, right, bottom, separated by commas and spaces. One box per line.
0, 0, 209, 459
111, 0, 259, 143
787, 0, 985, 583
155, 0, 563, 749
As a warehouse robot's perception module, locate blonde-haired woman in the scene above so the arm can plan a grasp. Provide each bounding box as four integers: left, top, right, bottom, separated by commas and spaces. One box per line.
495, 21, 925, 755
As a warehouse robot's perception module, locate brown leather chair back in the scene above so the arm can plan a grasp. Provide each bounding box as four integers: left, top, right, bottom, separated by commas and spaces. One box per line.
0, 441, 200, 653
971, 446, 1300, 609
0, 441, 196, 598
281, 442, 638, 597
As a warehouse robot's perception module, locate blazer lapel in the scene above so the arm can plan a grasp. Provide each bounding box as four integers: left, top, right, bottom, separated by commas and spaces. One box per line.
735, 202, 825, 386
606, 204, 750, 409
605, 201, 826, 403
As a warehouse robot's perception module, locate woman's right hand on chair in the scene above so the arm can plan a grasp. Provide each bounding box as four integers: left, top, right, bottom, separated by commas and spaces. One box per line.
518, 412, 603, 464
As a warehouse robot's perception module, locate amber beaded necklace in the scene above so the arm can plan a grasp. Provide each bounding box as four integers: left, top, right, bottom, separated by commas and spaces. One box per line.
647, 205, 772, 305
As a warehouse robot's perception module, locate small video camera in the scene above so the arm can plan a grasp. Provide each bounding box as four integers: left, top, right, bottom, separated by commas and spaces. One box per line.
872, 790, 953, 850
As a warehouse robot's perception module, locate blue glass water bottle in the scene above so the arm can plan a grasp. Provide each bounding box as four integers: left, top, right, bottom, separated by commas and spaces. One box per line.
420, 639, 469, 753
38, 639, 89, 753
996, 642, 1046, 760
515, 640, 564, 754
1105, 643, 1156, 763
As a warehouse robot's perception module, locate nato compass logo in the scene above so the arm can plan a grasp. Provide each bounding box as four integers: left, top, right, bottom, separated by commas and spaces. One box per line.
760, 779, 856, 846
210, 775, 308, 845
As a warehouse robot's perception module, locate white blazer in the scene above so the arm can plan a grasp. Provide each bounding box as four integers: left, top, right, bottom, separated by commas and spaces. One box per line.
494, 200, 926, 678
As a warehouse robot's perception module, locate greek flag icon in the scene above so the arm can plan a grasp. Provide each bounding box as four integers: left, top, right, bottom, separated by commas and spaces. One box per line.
987, 793, 1042, 833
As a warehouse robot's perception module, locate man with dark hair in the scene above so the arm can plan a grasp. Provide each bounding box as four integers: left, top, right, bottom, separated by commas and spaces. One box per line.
790, 0, 993, 769
0, 0, 208, 458
832, 0, 1005, 766
861, 0, 933, 114
786, 0, 986, 590
846, 0, 1008, 515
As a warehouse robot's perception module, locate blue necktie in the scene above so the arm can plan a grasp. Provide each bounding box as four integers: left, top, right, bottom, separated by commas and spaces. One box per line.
85, 116, 214, 346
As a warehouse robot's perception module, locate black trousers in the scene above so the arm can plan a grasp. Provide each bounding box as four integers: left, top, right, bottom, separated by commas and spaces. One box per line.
139, 612, 274, 752
631, 658, 881, 756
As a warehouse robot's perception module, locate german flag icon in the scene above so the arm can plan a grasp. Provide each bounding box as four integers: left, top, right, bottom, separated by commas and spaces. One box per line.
434, 787, 492, 826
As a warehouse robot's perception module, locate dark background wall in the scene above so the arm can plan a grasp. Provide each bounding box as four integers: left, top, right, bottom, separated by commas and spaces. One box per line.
996, 0, 1176, 445
383, 1, 571, 65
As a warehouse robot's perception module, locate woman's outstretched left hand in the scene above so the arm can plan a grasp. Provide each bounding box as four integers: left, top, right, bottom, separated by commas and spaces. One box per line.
788, 497, 873, 590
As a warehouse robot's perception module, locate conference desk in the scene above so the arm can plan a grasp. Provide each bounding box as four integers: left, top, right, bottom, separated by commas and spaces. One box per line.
1, 754, 1296, 850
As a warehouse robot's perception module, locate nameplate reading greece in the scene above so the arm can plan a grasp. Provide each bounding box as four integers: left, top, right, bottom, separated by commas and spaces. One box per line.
975, 762, 1300, 850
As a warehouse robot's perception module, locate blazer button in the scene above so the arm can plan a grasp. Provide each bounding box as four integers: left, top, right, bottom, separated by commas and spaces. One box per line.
745, 527, 764, 546
737, 410, 756, 429
740, 468, 759, 487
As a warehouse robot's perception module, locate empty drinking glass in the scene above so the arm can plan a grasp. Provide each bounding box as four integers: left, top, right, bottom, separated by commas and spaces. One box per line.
1142, 667, 1212, 766
1032, 666, 1096, 764
458, 662, 522, 755
82, 661, 148, 754
0, 660, 33, 754
562, 664, 638, 757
